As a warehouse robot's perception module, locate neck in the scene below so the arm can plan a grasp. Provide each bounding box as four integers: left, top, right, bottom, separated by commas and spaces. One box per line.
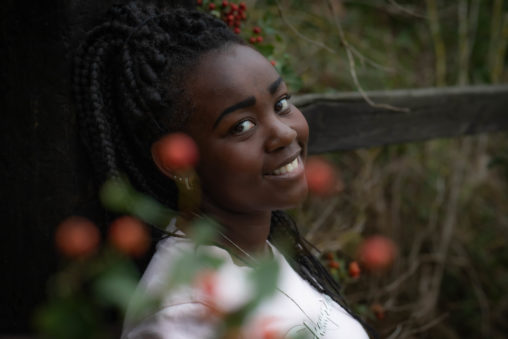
199, 200, 272, 257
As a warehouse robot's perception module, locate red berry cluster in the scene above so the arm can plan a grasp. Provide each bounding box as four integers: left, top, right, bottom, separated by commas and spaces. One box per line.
197, 0, 248, 35
323, 252, 362, 279
249, 26, 263, 44
325, 252, 340, 270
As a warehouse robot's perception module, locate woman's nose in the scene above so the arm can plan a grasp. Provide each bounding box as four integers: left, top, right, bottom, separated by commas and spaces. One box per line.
264, 116, 297, 152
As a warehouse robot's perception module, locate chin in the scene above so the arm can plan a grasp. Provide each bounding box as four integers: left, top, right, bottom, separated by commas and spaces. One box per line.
276, 183, 308, 210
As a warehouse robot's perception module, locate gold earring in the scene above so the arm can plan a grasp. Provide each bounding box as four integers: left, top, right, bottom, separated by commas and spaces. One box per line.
172, 175, 193, 190
184, 177, 192, 190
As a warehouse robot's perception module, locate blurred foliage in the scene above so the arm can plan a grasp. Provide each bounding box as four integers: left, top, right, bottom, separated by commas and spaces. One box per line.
37, 178, 284, 339
247, 0, 508, 91
299, 136, 508, 338
241, 0, 508, 338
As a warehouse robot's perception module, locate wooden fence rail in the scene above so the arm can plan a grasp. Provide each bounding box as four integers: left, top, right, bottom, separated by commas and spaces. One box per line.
297, 84, 508, 154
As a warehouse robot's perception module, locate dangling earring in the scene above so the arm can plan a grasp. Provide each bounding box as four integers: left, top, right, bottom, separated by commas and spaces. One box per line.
172, 175, 182, 186
172, 175, 194, 191
172, 171, 201, 213
184, 177, 192, 190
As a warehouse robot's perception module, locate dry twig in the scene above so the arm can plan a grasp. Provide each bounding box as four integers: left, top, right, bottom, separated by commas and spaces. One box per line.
387, 0, 428, 19
325, 0, 410, 112
425, 0, 447, 87
404, 313, 449, 336
274, 1, 394, 72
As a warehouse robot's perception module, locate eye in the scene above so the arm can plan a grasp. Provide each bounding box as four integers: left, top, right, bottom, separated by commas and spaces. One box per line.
231, 119, 255, 135
274, 95, 291, 114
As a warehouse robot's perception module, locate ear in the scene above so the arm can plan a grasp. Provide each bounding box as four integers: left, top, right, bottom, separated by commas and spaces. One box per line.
151, 140, 174, 178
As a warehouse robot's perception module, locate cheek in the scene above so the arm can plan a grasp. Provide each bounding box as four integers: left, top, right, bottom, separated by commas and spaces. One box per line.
196, 144, 266, 210
197, 144, 261, 187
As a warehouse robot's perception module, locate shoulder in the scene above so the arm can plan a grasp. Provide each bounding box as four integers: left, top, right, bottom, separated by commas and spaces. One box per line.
139, 236, 192, 291
139, 236, 242, 297
122, 237, 233, 338
124, 236, 249, 319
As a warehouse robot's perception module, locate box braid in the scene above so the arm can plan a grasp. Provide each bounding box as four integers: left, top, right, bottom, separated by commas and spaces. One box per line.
73, 2, 374, 337
73, 2, 245, 209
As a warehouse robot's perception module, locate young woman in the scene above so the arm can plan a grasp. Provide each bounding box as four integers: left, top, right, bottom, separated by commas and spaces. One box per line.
73, 2, 373, 338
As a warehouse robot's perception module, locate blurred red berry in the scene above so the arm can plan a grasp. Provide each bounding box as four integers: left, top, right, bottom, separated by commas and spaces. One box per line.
270, 60, 277, 66
196, 0, 202, 5
328, 260, 340, 269
230, 3, 238, 11
109, 216, 150, 257
261, 328, 281, 339
253, 26, 261, 34
193, 270, 224, 320
371, 303, 386, 320
239, 2, 246, 10
248, 317, 283, 339
304, 156, 340, 196
249, 36, 256, 44
227, 14, 234, 21
348, 261, 361, 278
357, 235, 397, 272
234, 20, 241, 27
209, 3, 216, 10
234, 27, 241, 34
256, 36, 263, 43
221, 0, 228, 7
195, 270, 217, 300
154, 132, 199, 172
55, 216, 100, 258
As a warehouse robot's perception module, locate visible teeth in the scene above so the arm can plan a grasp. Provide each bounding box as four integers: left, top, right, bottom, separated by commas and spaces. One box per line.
272, 158, 299, 175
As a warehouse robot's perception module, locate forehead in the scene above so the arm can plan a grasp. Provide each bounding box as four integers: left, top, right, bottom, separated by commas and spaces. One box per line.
184, 44, 280, 127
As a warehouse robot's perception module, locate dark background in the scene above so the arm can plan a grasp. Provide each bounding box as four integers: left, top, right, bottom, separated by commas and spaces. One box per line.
0, 0, 192, 333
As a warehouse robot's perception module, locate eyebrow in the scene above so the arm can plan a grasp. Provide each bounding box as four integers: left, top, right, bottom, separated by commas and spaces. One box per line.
268, 77, 283, 94
212, 77, 284, 129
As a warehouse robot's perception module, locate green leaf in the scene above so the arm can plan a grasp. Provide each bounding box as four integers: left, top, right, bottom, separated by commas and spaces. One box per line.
99, 178, 132, 212
92, 262, 139, 311
34, 298, 101, 339
249, 257, 280, 300
188, 217, 221, 246
255, 44, 275, 58
100, 177, 176, 229
166, 249, 224, 288
130, 193, 174, 227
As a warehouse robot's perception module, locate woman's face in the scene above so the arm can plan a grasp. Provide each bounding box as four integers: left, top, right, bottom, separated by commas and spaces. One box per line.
184, 44, 309, 215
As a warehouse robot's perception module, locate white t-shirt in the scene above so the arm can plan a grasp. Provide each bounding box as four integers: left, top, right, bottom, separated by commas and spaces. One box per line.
121, 236, 369, 339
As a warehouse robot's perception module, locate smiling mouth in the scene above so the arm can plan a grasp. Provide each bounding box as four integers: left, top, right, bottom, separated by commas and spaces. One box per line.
268, 157, 300, 176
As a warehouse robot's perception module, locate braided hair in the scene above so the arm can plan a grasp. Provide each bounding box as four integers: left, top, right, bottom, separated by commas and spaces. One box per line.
74, 2, 244, 209
73, 2, 375, 337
